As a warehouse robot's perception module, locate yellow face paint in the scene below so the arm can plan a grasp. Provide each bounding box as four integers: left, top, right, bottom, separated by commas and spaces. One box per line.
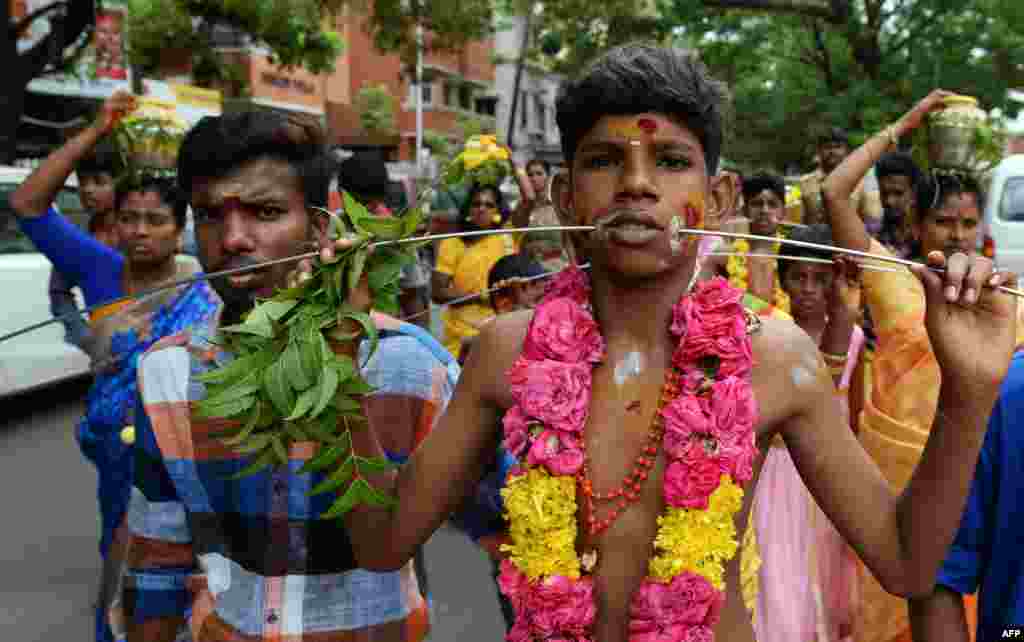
608, 117, 659, 142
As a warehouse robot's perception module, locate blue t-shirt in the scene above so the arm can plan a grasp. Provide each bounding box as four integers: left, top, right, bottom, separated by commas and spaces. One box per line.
17, 206, 124, 307
937, 352, 1024, 640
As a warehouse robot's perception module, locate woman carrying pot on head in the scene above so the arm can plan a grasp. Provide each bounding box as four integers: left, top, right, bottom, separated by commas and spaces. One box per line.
9, 91, 220, 642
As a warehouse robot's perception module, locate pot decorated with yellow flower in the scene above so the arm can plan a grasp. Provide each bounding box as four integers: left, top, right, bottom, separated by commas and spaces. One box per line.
116, 97, 188, 170
443, 134, 512, 188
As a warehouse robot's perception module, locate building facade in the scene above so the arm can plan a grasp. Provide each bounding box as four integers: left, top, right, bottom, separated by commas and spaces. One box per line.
325, 7, 498, 173
494, 14, 563, 168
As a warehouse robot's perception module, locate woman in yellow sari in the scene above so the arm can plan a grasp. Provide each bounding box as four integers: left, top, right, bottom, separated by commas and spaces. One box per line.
432, 183, 517, 358
822, 89, 1021, 642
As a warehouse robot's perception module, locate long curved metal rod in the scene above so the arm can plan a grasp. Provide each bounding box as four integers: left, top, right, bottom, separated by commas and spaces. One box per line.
706, 252, 905, 274
0, 226, 593, 344
691, 228, 1023, 296
401, 263, 593, 322
3, 225, 1021, 344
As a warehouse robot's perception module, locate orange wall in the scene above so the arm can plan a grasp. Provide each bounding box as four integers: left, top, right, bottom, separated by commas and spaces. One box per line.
325, 7, 495, 159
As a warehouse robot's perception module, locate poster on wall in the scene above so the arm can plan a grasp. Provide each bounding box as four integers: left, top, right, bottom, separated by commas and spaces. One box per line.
19, 0, 132, 99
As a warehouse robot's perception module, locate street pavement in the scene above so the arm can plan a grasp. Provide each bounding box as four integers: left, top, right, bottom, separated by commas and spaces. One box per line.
0, 380, 506, 641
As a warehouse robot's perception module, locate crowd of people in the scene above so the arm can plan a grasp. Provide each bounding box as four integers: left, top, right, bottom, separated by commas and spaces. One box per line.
6, 41, 1023, 642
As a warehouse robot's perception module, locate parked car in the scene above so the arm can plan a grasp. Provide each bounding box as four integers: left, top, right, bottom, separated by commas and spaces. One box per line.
0, 166, 91, 398
981, 155, 1024, 274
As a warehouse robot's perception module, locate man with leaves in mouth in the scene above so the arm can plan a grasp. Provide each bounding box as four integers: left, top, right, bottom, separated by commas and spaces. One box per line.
120, 110, 457, 642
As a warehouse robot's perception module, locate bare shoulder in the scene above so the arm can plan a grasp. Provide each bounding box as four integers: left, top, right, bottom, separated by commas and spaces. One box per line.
470, 309, 533, 409
751, 317, 830, 434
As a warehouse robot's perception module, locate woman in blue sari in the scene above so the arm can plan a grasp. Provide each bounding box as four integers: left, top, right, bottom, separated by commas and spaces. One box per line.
12, 111, 220, 640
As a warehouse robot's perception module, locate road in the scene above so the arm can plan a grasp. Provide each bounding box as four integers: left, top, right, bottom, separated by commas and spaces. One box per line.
0, 380, 506, 641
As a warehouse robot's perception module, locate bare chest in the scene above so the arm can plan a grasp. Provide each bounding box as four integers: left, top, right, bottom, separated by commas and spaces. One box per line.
745, 256, 778, 302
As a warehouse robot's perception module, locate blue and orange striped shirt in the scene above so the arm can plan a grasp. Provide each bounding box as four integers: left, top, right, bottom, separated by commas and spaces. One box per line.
124, 312, 458, 641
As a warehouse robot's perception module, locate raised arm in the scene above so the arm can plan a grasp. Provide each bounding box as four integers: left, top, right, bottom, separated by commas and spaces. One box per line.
10, 92, 134, 218
508, 163, 538, 229
823, 89, 953, 253
344, 313, 522, 570
780, 251, 1015, 597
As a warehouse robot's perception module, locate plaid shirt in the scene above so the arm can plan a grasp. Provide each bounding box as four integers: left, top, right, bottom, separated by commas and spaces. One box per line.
124, 312, 458, 641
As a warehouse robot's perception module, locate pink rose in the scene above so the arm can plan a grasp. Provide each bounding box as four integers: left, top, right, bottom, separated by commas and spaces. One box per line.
709, 377, 757, 440
544, 264, 591, 304
523, 298, 605, 364
508, 357, 592, 433
527, 430, 585, 476
692, 277, 743, 314
661, 395, 710, 459
718, 431, 758, 482
671, 572, 724, 626
506, 620, 533, 642
628, 624, 692, 642
663, 457, 722, 509
670, 296, 699, 340
673, 321, 753, 378
685, 626, 714, 642
498, 559, 530, 611
528, 575, 597, 638
502, 405, 536, 458
629, 579, 691, 640
629, 579, 680, 623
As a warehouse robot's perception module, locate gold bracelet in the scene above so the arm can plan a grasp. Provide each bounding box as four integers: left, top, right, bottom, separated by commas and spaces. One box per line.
829, 363, 846, 377
821, 350, 849, 365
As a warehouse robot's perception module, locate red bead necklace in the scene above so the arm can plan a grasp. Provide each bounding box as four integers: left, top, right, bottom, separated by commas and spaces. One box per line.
577, 369, 681, 536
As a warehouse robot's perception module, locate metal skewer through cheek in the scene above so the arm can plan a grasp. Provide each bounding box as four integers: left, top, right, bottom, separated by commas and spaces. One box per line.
0, 225, 594, 344
706, 252, 906, 274
683, 227, 1024, 298
2, 224, 1021, 344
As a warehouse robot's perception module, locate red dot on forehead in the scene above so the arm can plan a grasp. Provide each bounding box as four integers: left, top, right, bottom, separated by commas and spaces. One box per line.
637, 118, 658, 133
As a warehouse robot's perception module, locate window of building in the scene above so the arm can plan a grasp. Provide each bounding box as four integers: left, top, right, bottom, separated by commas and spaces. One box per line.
520, 91, 528, 129
408, 81, 433, 105
444, 83, 456, 107
535, 95, 546, 132
475, 96, 497, 117
460, 85, 473, 111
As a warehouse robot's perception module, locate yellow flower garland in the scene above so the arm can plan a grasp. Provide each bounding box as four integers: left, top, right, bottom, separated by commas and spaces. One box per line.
498, 274, 760, 640
501, 467, 581, 580
727, 239, 791, 313
648, 476, 744, 588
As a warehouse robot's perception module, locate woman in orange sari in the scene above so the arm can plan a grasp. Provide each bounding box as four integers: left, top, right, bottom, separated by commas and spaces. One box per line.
822, 89, 1013, 642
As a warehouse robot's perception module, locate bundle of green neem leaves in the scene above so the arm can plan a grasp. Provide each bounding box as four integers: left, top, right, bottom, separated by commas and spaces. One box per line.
194, 192, 427, 519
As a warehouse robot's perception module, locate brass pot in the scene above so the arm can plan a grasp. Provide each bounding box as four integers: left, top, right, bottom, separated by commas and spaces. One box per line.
927, 95, 988, 171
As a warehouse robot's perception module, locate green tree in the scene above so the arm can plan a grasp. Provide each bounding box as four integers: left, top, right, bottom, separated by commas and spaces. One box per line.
658, 0, 1023, 170
126, 0, 345, 93
423, 129, 451, 158
359, 0, 496, 64
355, 83, 396, 134
527, 0, 673, 75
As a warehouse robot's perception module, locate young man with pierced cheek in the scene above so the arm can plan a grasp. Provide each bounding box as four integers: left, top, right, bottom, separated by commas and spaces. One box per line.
122, 111, 456, 642
340, 45, 1015, 642
189, 158, 316, 323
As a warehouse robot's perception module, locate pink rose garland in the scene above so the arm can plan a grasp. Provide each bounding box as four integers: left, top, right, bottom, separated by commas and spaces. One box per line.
500, 272, 758, 642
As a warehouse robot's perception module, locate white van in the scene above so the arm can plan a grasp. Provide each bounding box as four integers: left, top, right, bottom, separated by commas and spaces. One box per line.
981, 155, 1024, 275
0, 166, 91, 398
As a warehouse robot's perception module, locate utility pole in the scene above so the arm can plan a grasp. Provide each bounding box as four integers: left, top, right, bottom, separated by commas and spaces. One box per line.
415, 17, 424, 178
506, 6, 533, 154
